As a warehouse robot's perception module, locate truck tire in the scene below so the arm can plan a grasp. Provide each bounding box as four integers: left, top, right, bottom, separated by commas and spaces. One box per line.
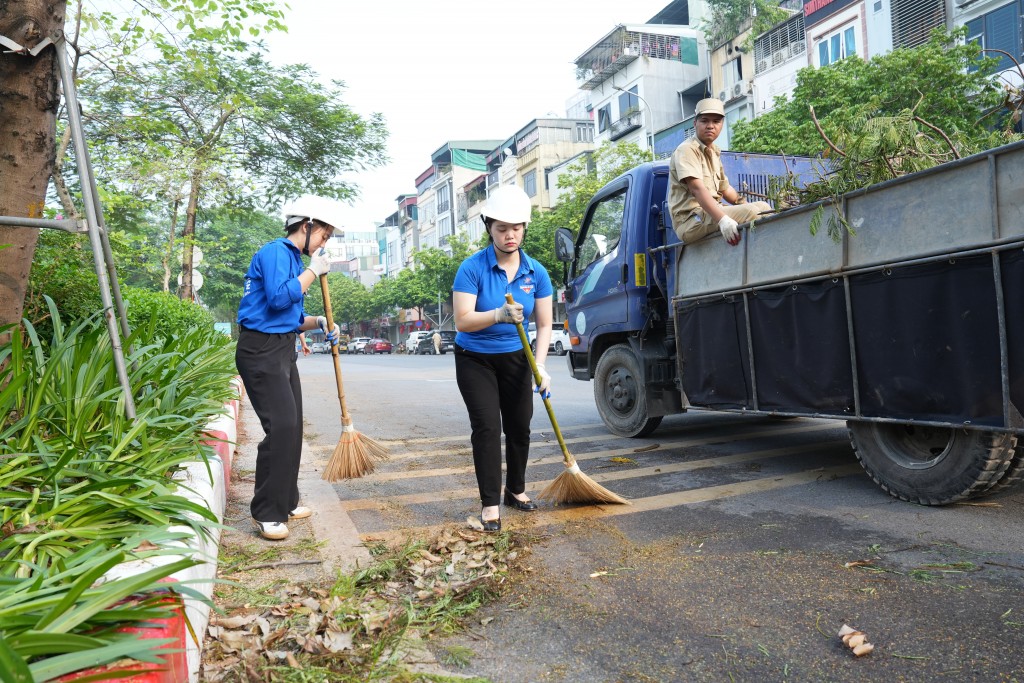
978, 444, 1024, 496
847, 422, 1016, 505
594, 344, 662, 438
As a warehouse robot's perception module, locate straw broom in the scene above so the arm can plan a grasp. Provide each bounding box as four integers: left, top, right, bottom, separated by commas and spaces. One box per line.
320, 274, 389, 481
505, 294, 629, 505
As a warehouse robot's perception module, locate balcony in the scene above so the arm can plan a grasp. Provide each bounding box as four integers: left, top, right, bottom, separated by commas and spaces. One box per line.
576, 28, 690, 90
609, 110, 643, 141
437, 200, 450, 215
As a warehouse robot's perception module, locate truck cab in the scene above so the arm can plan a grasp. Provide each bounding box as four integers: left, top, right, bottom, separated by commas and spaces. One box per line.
559, 153, 821, 437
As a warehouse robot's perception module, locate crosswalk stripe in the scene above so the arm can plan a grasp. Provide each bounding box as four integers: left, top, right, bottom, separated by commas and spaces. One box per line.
342, 439, 849, 510
357, 462, 865, 543
340, 421, 843, 481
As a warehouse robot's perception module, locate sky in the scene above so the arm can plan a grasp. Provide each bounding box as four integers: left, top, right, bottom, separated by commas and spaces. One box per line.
263, 1, 677, 230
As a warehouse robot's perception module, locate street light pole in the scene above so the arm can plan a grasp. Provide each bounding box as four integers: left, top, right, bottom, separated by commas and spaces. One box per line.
614, 85, 656, 161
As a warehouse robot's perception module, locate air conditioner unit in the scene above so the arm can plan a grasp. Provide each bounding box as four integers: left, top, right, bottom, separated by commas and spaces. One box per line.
718, 90, 728, 102
733, 82, 744, 98
772, 49, 786, 65
756, 59, 769, 73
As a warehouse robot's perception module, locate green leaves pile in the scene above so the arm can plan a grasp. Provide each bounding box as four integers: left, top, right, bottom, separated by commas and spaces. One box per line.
0, 299, 238, 681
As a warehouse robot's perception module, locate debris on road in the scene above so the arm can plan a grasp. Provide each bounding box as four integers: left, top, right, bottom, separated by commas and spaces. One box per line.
838, 624, 875, 657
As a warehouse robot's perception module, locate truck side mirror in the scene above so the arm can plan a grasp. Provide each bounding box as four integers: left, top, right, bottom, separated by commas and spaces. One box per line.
554, 228, 574, 263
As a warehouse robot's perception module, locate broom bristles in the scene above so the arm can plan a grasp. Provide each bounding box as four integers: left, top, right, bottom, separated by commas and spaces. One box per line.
321, 427, 386, 481
537, 462, 630, 505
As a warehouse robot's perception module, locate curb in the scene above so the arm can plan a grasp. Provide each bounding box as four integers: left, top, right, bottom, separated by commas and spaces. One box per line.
67, 378, 241, 683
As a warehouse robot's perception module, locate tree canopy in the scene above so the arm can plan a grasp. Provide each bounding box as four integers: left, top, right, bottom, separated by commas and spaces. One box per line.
731, 29, 1012, 158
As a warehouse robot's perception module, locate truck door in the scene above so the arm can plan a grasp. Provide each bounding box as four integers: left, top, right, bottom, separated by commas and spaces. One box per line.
570, 183, 628, 348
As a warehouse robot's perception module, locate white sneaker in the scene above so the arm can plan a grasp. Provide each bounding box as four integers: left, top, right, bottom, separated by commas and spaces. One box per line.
289, 506, 312, 520
252, 518, 289, 540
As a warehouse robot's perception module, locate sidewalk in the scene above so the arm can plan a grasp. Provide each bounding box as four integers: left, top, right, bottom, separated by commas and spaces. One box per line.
199, 393, 466, 680
235, 391, 372, 572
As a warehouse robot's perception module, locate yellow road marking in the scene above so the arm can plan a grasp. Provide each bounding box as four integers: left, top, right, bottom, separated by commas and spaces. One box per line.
357, 421, 843, 481
358, 463, 865, 543
342, 439, 849, 510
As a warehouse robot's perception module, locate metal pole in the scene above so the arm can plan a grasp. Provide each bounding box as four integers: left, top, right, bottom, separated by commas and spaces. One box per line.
54, 34, 137, 418
78, 114, 132, 343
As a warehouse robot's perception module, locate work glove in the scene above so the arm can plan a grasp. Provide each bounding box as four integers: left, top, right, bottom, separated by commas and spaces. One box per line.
493, 301, 524, 324
534, 364, 552, 400
308, 248, 333, 276
316, 316, 340, 345
718, 215, 741, 246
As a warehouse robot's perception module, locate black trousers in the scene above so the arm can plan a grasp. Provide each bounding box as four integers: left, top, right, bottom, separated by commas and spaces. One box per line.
235, 327, 302, 523
454, 345, 534, 507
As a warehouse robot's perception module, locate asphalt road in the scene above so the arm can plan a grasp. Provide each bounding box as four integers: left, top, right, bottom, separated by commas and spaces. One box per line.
296, 350, 1024, 682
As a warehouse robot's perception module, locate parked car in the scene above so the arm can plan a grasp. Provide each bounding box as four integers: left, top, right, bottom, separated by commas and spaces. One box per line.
309, 341, 330, 354
349, 337, 371, 354
405, 330, 432, 350
415, 330, 456, 355
528, 322, 570, 356
364, 338, 393, 354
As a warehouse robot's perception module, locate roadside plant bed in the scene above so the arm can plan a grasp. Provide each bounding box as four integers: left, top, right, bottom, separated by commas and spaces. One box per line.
200, 525, 534, 682
0, 300, 237, 680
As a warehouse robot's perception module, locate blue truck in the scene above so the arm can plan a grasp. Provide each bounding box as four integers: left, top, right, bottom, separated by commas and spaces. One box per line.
554, 145, 1024, 505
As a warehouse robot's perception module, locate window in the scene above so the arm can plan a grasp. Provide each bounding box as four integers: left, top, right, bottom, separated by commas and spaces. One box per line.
754, 14, 805, 74
436, 184, 451, 215
597, 104, 612, 133
575, 123, 594, 143
617, 86, 639, 116
723, 58, 742, 90
891, 0, 945, 49
966, 2, 1021, 72
523, 170, 537, 198
578, 190, 626, 271
817, 25, 857, 66
438, 215, 451, 238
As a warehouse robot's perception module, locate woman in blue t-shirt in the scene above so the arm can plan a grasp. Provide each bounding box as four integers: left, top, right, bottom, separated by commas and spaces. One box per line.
236, 195, 344, 541
452, 185, 554, 532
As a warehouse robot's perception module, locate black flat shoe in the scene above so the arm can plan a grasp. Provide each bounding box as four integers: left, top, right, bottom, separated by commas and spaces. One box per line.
479, 516, 501, 532
503, 490, 539, 511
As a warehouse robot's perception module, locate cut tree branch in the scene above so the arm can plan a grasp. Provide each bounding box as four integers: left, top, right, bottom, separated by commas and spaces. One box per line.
809, 105, 846, 158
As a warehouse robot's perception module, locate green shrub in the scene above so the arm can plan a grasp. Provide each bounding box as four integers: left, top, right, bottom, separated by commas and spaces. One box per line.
0, 298, 236, 678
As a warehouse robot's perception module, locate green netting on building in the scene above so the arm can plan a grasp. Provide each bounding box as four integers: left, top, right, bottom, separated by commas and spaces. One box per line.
452, 149, 488, 171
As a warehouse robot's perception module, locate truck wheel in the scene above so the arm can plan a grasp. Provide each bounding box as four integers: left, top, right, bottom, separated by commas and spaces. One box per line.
978, 443, 1024, 496
594, 344, 662, 438
847, 422, 1016, 505
555, 341, 565, 356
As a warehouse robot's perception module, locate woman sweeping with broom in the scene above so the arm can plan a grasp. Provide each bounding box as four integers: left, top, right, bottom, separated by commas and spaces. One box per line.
236, 195, 345, 541
452, 185, 553, 532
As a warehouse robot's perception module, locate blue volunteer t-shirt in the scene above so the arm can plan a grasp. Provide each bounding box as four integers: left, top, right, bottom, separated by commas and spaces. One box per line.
237, 238, 307, 333
452, 246, 553, 354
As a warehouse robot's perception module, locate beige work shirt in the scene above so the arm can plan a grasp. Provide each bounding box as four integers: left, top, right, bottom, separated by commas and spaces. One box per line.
668, 137, 732, 228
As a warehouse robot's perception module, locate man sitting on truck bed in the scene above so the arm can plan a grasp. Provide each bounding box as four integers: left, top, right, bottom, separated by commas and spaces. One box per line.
668, 98, 772, 246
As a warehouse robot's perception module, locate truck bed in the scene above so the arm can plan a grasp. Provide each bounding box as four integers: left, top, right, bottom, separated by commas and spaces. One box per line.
671, 140, 1024, 433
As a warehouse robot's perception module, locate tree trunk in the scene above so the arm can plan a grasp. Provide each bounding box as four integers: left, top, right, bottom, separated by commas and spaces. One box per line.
0, 0, 67, 331
162, 196, 181, 293
178, 167, 202, 301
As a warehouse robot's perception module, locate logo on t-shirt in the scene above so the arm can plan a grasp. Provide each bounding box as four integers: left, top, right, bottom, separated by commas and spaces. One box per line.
519, 276, 534, 295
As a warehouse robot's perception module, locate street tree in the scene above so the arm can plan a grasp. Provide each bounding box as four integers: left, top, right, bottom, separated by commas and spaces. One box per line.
81, 39, 387, 302
0, 0, 287, 329
701, 0, 790, 50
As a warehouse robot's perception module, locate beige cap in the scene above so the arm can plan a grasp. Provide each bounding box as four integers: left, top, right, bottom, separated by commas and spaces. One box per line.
695, 98, 725, 117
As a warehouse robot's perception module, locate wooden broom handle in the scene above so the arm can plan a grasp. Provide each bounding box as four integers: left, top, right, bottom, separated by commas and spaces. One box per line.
320, 274, 352, 426
505, 293, 574, 466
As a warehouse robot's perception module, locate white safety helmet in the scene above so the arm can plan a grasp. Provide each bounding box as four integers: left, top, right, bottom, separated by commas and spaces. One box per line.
282, 194, 347, 232
481, 185, 532, 225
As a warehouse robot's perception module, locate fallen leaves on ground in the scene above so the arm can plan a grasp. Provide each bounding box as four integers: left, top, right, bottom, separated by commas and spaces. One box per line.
201, 524, 525, 681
